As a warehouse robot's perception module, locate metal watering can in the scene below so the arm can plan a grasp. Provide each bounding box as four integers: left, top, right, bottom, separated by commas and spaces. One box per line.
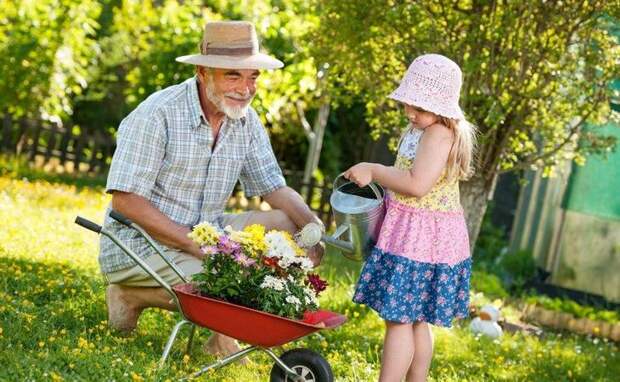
321, 174, 386, 261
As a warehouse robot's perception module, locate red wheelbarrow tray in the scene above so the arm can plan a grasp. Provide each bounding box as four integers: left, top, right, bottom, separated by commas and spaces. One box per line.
173, 283, 347, 348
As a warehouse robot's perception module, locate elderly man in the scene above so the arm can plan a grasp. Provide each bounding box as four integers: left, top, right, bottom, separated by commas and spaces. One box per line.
99, 21, 324, 355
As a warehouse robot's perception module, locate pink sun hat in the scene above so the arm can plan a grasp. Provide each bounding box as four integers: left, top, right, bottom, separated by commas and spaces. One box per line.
389, 54, 465, 120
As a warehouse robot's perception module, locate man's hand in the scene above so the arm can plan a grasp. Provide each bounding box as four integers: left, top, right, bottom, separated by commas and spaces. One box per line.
307, 242, 325, 267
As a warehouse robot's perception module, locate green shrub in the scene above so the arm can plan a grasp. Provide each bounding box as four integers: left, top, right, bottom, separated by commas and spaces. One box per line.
496, 250, 537, 292
471, 270, 509, 299
526, 295, 619, 324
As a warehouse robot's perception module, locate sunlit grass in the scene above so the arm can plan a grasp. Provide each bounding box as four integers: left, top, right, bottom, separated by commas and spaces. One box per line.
1, 173, 618, 381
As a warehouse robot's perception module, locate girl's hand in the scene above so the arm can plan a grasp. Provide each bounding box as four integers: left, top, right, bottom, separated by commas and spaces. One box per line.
343, 162, 376, 187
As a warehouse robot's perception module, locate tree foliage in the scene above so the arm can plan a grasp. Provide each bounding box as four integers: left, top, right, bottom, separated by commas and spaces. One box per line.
311, 0, 620, 242
311, 0, 620, 179
0, 0, 101, 122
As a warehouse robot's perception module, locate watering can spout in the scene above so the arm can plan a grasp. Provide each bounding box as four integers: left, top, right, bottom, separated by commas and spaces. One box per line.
321, 234, 354, 254
320, 223, 354, 254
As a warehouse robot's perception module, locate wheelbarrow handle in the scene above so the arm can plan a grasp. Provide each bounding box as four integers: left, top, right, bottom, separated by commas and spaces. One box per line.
108, 210, 189, 284
75, 216, 102, 233
74, 215, 183, 312
109, 209, 132, 227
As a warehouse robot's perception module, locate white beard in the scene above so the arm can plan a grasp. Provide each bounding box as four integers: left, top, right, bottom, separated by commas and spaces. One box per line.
205, 78, 252, 120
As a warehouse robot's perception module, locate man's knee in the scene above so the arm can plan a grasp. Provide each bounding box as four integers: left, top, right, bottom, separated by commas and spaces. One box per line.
249, 209, 296, 232
270, 209, 296, 232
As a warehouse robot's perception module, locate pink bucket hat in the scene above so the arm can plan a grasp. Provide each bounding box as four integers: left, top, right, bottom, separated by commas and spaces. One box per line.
389, 54, 465, 120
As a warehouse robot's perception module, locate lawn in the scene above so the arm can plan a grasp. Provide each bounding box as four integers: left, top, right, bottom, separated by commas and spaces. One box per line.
0, 171, 618, 381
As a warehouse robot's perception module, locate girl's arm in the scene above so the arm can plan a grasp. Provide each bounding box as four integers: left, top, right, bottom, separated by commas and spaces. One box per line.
344, 124, 454, 198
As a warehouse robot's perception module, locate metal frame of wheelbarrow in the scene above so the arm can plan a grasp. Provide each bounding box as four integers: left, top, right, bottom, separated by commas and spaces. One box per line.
75, 211, 341, 381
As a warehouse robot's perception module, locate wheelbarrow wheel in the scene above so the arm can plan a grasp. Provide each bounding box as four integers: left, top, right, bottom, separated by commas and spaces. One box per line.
269, 348, 333, 382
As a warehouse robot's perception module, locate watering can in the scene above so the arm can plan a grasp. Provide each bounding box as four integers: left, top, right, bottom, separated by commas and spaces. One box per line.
321, 174, 386, 261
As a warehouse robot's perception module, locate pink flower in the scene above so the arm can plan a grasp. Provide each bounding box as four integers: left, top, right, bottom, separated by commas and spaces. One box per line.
201, 245, 218, 255
217, 235, 241, 255
362, 273, 371, 281
233, 253, 256, 267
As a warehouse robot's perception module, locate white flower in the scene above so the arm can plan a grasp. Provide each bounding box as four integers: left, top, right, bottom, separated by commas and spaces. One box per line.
285, 295, 302, 307
260, 275, 286, 291
303, 287, 319, 306
265, 231, 313, 271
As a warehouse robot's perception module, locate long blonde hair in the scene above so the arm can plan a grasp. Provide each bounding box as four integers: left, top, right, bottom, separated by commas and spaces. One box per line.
437, 116, 477, 181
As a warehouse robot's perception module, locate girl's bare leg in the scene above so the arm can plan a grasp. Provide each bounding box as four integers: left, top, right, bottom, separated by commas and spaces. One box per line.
405, 322, 434, 382
378, 321, 415, 382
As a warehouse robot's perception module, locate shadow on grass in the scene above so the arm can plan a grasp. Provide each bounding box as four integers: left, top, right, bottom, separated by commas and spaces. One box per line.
0, 154, 107, 190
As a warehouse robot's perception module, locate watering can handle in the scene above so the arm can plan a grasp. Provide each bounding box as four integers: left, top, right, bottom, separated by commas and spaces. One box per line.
334, 172, 383, 201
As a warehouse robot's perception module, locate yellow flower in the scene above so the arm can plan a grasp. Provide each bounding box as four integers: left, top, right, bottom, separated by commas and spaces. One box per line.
188, 222, 220, 246
240, 224, 267, 256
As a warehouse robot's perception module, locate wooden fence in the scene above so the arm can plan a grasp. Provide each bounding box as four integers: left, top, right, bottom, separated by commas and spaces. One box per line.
1, 115, 335, 225
1, 116, 113, 173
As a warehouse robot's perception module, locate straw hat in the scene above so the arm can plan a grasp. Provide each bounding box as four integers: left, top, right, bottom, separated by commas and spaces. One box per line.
389, 54, 465, 120
176, 21, 284, 70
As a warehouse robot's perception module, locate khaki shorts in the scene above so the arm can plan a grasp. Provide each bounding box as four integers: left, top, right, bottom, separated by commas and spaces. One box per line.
104, 211, 259, 287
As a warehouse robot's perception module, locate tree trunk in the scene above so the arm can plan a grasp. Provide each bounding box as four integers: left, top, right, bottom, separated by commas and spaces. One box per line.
460, 174, 496, 251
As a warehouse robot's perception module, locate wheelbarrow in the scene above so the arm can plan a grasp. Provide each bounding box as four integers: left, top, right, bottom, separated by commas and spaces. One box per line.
75, 211, 346, 381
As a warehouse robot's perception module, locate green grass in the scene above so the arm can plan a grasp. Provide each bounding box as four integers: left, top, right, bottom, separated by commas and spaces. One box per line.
1, 173, 619, 381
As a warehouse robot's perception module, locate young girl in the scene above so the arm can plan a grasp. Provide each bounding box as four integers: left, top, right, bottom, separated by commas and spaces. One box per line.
344, 54, 476, 382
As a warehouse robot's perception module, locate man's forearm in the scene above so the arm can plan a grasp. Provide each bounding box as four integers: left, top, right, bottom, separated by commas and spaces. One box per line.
111, 192, 203, 257
263, 186, 323, 230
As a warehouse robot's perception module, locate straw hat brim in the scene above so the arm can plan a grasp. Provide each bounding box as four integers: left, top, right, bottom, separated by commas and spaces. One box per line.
176, 53, 284, 70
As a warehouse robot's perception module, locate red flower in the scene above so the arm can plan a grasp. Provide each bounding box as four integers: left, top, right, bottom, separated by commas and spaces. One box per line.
263, 257, 280, 269
306, 273, 328, 296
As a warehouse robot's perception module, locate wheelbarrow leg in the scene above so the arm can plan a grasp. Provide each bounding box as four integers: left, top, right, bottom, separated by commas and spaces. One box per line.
262, 348, 306, 382
160, 319, 192, 367
185, 324, 197, 355
183, 346, 259, 380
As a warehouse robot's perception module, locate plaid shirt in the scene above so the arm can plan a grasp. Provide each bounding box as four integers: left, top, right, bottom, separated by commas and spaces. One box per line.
99, 77, 286, 273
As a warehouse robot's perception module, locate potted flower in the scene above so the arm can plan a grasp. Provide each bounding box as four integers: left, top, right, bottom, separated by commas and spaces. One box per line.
188, 222, 328, 320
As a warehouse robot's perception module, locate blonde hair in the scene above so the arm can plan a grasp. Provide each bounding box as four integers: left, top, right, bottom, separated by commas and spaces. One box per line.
437, 116, 477, 181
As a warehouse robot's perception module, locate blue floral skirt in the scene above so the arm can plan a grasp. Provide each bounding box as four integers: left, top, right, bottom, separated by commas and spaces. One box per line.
353, 248, 471, 327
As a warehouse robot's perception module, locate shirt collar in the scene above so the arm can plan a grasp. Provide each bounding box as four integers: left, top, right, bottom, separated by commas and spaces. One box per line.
188, 76, 248, 130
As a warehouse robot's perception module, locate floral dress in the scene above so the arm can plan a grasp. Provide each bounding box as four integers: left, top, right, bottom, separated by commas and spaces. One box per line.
353, 127, 471, 327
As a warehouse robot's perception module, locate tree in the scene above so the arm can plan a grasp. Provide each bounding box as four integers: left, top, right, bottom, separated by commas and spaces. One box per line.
310, 0, 620, 245
72, 0, 329, 176
0, 0, 101, 122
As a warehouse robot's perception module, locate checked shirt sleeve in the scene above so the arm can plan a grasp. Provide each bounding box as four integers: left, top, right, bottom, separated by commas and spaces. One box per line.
106, 109, 166, 199
239, 112, 286, 198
